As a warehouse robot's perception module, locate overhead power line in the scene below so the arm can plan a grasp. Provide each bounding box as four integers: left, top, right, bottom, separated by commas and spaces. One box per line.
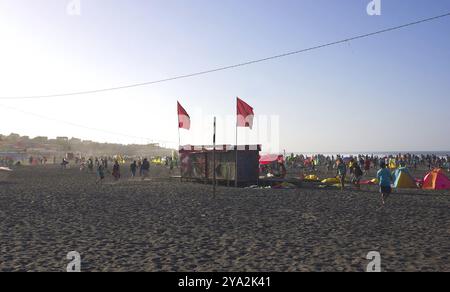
0, 12, 449, 100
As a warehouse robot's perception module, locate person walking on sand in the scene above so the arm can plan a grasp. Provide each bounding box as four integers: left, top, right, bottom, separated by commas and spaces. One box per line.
377, 161, 393, 206
138, 158, 143, 176
336, 158, 347, 191
130, 160, 137, 178
112, 160, 121, 181
169, 158, 174, 175
79, 161, 86, 171
364, 158, 371, 175
351, 162, 363, 190
141, 158, 150, 180
61, 158, 69, 170
96, 163, 105, 184
326, 158, 333, 173
348, 158, 355, 176
88, 158, 94, 172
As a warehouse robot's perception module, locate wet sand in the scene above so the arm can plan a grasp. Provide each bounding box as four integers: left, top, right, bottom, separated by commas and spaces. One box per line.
0, 165, 449, 272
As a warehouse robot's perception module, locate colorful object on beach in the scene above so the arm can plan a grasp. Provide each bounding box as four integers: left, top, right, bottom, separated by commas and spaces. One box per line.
342, 157, 352, 164
0, 167, 13, 182
259, 154, 284, 165
322, 177, 340, 185
360, 178, 379, 185
393, 167, 418, 189
389, 159, 397, 170
177, 101, 191, 130
422, 168, 450, 190
304, 174, 320, 181
152, 157, 163, 165
236, 97, 254, 129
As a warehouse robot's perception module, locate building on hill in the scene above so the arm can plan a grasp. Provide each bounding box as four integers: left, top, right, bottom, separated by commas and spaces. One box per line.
0, 133, 174, 159
7, 133, 21, 141
56, 137, 69, 142
33, 136, 48, 143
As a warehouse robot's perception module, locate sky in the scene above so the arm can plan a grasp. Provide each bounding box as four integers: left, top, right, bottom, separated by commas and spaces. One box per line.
0, 0, 449, 153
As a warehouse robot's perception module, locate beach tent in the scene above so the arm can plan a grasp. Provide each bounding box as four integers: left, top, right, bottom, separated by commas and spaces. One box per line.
342, 157, 353, 164
393, 167, 417, 189
422, 169, 450, 190
259, 154, 286, 179
259, 154, 284, 165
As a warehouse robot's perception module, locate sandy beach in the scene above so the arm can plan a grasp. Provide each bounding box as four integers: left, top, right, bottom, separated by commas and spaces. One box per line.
0, 164, 449, 272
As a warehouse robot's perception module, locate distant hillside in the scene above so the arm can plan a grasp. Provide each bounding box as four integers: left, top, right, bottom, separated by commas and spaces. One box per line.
0, 133, 174, 158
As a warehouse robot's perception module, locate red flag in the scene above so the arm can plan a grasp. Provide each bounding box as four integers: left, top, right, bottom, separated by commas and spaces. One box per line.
236, 97, 254, 129
177, 101, 191, 130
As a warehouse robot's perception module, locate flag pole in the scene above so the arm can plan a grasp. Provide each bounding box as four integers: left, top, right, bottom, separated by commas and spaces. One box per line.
235, 100, 238, 188
177, 102, 181, 151
177, 102, 181, 182
178, 126, 181, 151
213, 117, 217, 196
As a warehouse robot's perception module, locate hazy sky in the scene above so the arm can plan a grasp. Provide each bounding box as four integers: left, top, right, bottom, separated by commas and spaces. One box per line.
0, 0, 449, 153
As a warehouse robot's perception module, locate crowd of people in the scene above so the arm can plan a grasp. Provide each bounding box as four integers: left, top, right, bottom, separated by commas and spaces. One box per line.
286, 153, 450, 173
3, 151, 448, 206
287, 153, 450, 207
0, 155, 52, 167
0, 157, 15, 167
74, 156, 176, 184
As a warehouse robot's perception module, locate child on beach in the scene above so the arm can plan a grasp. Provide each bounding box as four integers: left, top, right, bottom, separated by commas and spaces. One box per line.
138, 159, 143, 176
130, 161, 137, 178
112, 161, 121, 181
348, 158, 354, 176
364, 159, 371, 175
377, 161, 393, 206
61, 158, 69, 170
96, 164, 105, 184
88, 158, 94, 172
351, 162, 363, 190
326, 159, 333, 172
141, 158, 150, 180
336, 158, 347, 191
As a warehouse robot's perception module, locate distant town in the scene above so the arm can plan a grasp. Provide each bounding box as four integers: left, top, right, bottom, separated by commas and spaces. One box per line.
0, 133, 173, 165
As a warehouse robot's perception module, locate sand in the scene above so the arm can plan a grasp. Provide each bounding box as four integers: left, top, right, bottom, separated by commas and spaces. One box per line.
0, 165, 448, 272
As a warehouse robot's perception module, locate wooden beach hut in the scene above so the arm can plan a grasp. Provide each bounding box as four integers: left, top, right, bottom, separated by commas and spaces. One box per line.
179, 145, 261, 186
